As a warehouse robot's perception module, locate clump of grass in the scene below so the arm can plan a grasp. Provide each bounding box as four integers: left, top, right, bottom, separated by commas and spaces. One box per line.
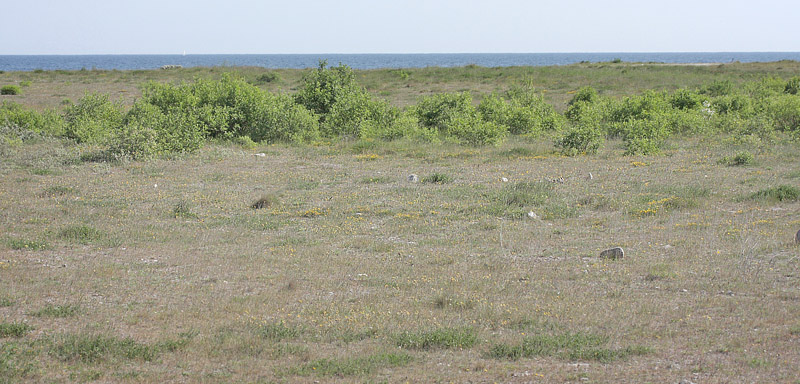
5, 238, 49, 251
231, 135, 257, 149
497, 181, 553, 208
487, 331, 649, 363
290, 352, 412, 377
58, 225, 103, 244
50, 333, 187, 363
41, 185, 75, 197
719, 151, 755, 166
252, 321, 301, 341
0, 341, 38, 380
433, 294, 475, 311
497, 147, 537, 158
789, 324, 800, 336
251, 195, 278, 210
0, 322, 34, 338
31, 304, 80, 318
395, 327, 477, 350
422, 172, 453, 184
0, 298, 14, 307
749, 185, 800, 202
171, 200, 197, 218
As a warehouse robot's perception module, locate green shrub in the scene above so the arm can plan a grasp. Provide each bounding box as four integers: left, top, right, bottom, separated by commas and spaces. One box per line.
763, 95, 800, 133
556, 125, 604, 155
785, 76, 800, 95
295, 60, 360, 118
703, 80, 734, 96
64, 93, 124, 144
415, 92, 476, 131
567, 86, 598, 106
670, 89, 703, 110
1, 85, 21, 95
111, 102, 205, 159
240, 92, 320, 143
0, 102, 65, 137
620, 116, 671, 155
446, 116, 507, 146
323, 90, 397, 138
478, 87, 562, 136
712, 94, 754, 116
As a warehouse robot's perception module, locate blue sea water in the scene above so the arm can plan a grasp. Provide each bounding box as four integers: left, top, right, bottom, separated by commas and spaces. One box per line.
1, 52, 799, 72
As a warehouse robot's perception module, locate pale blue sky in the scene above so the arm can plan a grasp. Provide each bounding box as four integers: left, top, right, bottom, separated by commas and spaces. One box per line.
3, 0, 799, 54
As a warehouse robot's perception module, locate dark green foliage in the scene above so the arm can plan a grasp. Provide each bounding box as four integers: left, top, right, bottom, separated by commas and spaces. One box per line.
0, 85, 21, 95
0, 323, 33, 338
64, 93, 124, 144
785, 76, 800, 95
416, 92, 507, 145
295, 60, 359, 117
670, 89, 704, 110
719, 151, 755, 166
421, 172, 453, 184
255, 72, 280, 84
479, 83, 563, 135
0, 102, 65, 137
58, 224, 103, 244
568, 86, 598, 106
749, 185, 800, 202
704, 80, 735, 96
395, 327, 477, 350
556, 125, 603, 155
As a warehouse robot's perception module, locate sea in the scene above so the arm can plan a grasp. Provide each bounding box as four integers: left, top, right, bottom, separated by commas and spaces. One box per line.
1, 52, 799, 72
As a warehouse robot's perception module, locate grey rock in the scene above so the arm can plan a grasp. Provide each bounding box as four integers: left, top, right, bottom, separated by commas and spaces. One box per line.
407, 174, 418, 183
678, 380, 696, 384
600, 247, 624, 260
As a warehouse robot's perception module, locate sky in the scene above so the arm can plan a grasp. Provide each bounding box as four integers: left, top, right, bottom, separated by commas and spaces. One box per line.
2, 0, 799, 54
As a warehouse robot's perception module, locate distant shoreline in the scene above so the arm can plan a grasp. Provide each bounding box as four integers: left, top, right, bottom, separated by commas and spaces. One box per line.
1, 52, 799, 71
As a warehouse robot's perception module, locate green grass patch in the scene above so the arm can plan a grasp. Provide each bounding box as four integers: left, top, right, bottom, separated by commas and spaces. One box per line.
0, 341, 38, 381
5, 237, 49, 251
0, 322, 34, 338
422, 172, 454, 184
395, 327, 477, 350
50, 333, 188, 363
171, 200, 198, 219
290, 352, 412, 377
487, 331, 649, 363
0, 298, 13, 308
719, 151, 755, 166
30, 304, 80, 318
359, 176, 392, 184
749, 185, 800, 202
58, 224, 104, 245
251, 321, 301, 341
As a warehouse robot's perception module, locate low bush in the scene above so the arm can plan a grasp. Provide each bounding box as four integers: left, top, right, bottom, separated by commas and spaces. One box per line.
295, 60, 360, 118
1, 85, 21, 95
556, 125, 604, 155
1, 102, 65, 137
64, 93, 124, 144
749, 185, 800, 202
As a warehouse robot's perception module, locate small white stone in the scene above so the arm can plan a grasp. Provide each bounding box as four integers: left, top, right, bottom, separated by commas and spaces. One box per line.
407, 174, 418, 183
501, 177, 509, 182
254, 153, 266, 157
527, 211, 538, 219
154, 184, 157, 188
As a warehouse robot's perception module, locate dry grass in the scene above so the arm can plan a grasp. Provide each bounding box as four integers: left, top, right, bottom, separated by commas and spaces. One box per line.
1, 64, 800, 382
1, 134, 798, 382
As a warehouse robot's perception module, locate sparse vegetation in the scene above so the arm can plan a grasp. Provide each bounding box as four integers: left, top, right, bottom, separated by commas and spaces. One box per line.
0, 322, 33, 338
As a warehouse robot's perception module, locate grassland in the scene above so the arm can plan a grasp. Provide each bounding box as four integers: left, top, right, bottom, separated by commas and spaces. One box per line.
1, 62, 800, 383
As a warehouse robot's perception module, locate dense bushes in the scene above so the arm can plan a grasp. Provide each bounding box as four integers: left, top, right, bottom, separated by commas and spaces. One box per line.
2, 69, 800, 159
